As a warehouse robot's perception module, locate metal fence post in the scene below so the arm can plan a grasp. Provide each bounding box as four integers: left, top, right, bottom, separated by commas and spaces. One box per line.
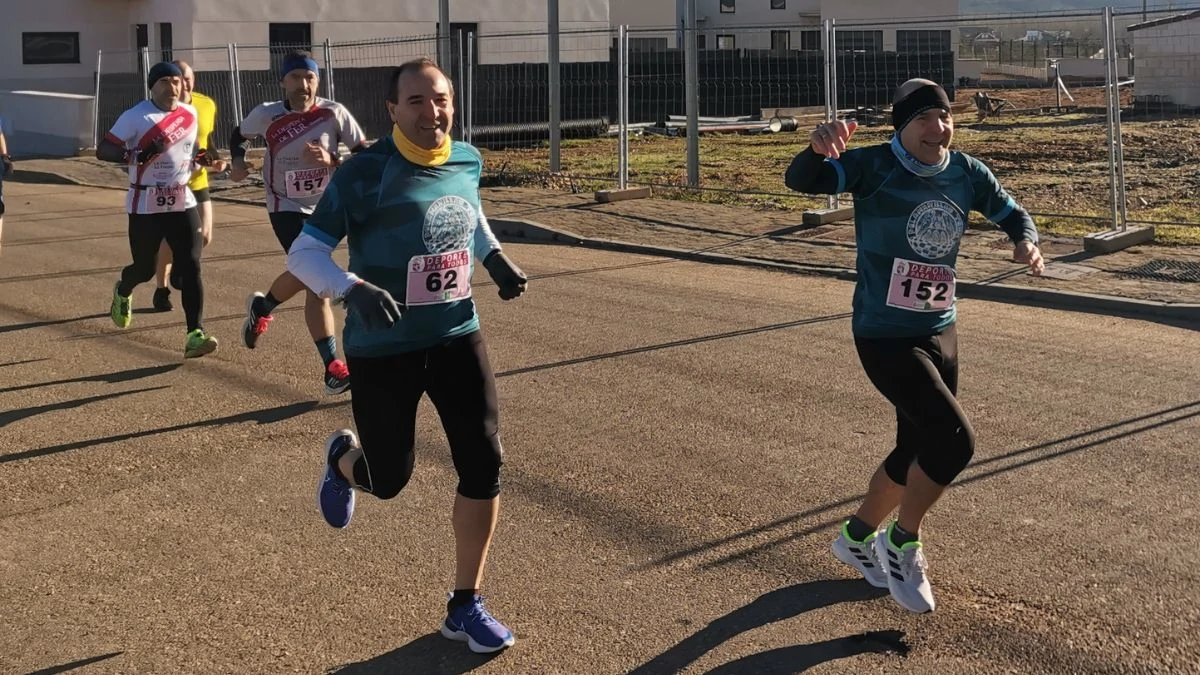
92, 49, 103, 148
140, 47, 151, 100
684, 0, 699, 187
1103, 8, 1120, 231
225, 43, 240, 123
1108, 10, 1128, 230
323, 38, 336, 102
456, 29, 466, 142
548, 0, 562, 173
437, 0, 451, 70
823, 18, 839, 209
466, 32, 475, 145
617, 25, 629, 190
231, 43, 244, 122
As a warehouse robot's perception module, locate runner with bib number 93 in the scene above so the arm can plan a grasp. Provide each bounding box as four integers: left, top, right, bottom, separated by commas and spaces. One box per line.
96, 61, 219, 358
784, 78, 1044, 614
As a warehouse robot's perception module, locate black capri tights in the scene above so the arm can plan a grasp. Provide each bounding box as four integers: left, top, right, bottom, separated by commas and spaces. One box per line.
345, 330, 503, 500
119, 209, 205, 332
854, 324, 976, 487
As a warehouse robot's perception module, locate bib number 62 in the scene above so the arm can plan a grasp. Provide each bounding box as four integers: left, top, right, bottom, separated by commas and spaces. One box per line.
425, 269, 459, 293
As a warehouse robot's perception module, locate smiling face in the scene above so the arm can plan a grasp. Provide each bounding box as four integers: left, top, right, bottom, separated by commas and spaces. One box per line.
387, 64, 454, 150
900, 108, 954, 165
177, 63, 195, 103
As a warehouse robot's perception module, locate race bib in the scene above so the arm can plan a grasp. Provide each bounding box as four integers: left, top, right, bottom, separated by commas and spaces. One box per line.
885, 258, 956, 312
145, 185, 186, 213
406, 249, 472, 306
285, 168, 329, 198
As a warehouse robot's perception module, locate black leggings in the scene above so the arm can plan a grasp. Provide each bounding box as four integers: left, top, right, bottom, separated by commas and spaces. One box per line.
854, 324, 976, 487
119, 210, 204, 331
345, 330, 503, 500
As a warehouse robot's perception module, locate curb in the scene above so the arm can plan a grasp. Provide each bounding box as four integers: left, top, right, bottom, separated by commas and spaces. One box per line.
27, 174, 1200, 326
490, 217, 1200, 326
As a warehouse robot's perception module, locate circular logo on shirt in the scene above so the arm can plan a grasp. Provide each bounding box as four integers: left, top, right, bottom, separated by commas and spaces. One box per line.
906, 200, 963, 260
423, 195, 475, 254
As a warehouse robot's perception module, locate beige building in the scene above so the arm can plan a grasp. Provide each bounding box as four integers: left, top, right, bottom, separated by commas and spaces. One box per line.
1, 0, 612, 94
685, 0, 960, 52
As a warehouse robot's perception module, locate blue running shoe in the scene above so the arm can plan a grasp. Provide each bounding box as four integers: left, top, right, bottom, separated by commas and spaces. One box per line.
317, 429, 357, 529
441, 595, 516, 654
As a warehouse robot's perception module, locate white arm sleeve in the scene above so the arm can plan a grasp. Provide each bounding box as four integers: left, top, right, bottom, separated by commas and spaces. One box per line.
287, 232, 361, 300
474, 209, 502, 262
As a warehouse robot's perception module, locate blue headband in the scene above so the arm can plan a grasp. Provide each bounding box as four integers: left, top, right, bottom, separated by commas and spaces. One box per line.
280, 56, 319, 81
147, 62, 183, 89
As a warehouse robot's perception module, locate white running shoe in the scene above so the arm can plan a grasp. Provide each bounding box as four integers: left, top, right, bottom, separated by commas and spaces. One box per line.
831, 522, 889, 588
875, 522, 936, 613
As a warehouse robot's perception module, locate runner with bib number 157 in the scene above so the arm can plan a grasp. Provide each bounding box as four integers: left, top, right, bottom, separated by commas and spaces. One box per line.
784, 78, 1044, 615
228, 49, 368, 395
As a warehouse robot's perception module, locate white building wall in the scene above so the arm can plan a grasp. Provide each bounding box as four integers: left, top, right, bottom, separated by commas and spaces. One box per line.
682, 0, 959, 52
1130, 18, 1200, 107
0, 0, 133, 94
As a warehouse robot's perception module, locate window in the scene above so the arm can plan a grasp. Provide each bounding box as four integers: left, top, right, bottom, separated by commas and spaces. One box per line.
717, 34, 735, 50
897, 30, 952, 53
23, 32, 80, 65
771, 0, 786, 8
158, 23, 173, 62
269, 22, 313, 73
697, 34, 707, 50
835, 30, 883, 52
630, 37, 669, 52
720, 0, 735, 13
798, 30, 821, 51
771, 30, 790, 52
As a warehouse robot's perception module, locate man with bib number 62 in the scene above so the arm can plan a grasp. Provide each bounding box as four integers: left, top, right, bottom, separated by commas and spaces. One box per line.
288, 58, 527, 655
784, 78, 1043, 615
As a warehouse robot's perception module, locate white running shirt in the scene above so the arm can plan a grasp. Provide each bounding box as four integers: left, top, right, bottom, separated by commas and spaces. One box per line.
239, 97, 365, 214
106, 99, 199, 215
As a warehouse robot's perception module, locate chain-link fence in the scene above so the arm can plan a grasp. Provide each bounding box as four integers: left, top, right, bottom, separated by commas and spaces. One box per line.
90, 6, 1200, 235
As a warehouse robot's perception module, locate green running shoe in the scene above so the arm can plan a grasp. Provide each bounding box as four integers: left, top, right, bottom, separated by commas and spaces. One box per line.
110, 281, 132, 329
184, 329, 218, 358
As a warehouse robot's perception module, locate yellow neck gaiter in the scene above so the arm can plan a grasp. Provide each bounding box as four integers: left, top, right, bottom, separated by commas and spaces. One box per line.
392, 125, 451, 167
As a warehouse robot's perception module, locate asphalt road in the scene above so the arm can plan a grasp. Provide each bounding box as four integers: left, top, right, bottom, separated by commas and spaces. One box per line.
2, 181, 1197, 674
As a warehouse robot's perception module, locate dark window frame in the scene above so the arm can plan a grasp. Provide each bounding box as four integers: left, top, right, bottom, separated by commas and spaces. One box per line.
22, 32, 81, 65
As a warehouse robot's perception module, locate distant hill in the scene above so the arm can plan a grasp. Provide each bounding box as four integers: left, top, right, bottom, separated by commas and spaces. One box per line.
962, 0, 1145, 12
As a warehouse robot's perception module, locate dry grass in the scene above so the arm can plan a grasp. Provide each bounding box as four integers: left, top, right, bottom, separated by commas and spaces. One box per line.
479, 88, 1200, 245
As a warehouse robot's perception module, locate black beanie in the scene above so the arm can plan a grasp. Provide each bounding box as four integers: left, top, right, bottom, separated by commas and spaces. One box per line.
892, 83, 951, 132
147, 62, 183, 90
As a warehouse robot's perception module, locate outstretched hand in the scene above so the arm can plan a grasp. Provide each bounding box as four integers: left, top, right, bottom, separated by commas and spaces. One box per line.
810, 119, 858, 160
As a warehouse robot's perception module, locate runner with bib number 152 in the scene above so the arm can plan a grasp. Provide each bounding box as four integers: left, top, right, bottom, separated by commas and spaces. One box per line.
784, 78, 1043, 615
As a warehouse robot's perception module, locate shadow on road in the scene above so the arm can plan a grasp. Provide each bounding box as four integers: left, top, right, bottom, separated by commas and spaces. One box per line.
626, 579, 893, 675
330, 633, 502, 675
1, 399, 329, 464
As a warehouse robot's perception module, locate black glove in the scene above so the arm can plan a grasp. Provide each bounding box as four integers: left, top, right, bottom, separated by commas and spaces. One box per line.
136, 138, 166, 165
1, 155, 12, 178
483, 250, 527, 300
193, 148, 211, 167
342, 280, 404, 332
